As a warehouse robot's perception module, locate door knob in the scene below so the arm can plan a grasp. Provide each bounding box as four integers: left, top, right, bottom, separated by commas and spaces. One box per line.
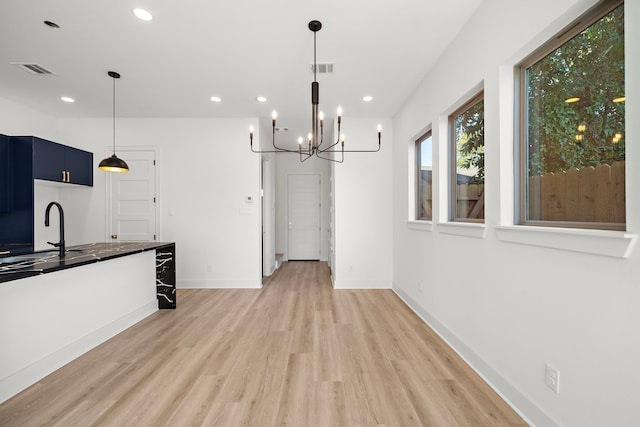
111, 234, 118, 239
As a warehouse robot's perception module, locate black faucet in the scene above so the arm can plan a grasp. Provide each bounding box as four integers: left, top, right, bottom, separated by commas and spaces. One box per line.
45, 201, 65, 258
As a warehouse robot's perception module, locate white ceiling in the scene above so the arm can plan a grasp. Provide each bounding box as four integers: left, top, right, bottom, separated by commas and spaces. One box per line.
0, 0, 482, 123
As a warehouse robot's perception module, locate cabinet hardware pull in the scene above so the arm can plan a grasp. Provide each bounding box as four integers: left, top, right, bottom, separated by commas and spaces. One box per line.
62, 170, 66, 182
66, 171, 70, 182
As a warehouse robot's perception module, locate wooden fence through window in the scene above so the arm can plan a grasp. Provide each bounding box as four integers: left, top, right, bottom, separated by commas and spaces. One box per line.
529, 161, 625, 224
419, 161, 625, 224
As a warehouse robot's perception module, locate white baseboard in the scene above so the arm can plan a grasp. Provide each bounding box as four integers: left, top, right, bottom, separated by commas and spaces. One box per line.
332, 279, 392, 289
0, 300, 158, 404
178, 279, 262, 289
392, 285, 556, 427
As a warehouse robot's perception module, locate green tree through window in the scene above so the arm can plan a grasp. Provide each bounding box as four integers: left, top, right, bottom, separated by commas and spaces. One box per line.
526, 4, 624, 176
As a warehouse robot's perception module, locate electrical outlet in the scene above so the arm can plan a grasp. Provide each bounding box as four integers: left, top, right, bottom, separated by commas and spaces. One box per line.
545, 364, 560, 394
419, 281, 424, 293
207, 264, 214, 273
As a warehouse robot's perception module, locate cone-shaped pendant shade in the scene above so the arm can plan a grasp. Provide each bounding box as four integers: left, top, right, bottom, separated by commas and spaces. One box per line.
99, 71, 129, 173
99, 153, 129, 172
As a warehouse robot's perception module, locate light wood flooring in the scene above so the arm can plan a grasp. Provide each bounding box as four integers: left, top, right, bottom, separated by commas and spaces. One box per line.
0, 261, 527, 426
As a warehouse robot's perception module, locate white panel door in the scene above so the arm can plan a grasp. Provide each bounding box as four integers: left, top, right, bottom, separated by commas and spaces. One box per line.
109, 150, 157, 241
287, 173, 321, 260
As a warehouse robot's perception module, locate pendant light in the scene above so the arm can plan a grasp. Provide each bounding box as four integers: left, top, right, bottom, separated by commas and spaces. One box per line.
99, 71, 129, 172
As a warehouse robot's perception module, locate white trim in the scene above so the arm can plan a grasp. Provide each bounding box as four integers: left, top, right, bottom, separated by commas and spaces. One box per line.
495, 225, 637, 258
437, 221, 487, 238
392, 285, 557, 427
0, 300, 157, 404
332, 279, 392, 289
407, 220, 433, 232
178, 279, 262, 289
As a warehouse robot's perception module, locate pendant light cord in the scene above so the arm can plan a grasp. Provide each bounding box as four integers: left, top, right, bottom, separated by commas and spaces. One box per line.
112, 76, 116, 155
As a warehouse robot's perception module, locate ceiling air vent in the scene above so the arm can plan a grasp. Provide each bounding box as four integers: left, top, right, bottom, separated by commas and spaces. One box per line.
310, 63, 335, 74
11, 62, 56, 75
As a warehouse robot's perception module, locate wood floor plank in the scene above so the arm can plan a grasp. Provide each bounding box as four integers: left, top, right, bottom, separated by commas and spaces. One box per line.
0, 261, 526, 426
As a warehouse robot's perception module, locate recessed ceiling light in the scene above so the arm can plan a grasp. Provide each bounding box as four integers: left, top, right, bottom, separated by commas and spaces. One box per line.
256, 96, 267, 102
61, 96, 75, 103
133, 8, 153, 21
210, 96, 221, 103
44, 20, 60, 29
362, 95, 373, 102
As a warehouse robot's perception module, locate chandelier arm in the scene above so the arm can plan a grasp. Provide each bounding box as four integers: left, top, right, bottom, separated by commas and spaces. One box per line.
315, 149, 344, 163
322, 147, 382, 153
316, 116, 340, 152
317, 137, 341, 152
300, 151, 315, 162
250, 130, 300, 153
320, 132, 381, 153
251, 146, 300, 154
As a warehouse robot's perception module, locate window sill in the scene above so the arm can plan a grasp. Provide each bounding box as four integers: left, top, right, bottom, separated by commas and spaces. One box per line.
437, 222, 486, 239
495, 225, 637, 258
407, 220, 433, 232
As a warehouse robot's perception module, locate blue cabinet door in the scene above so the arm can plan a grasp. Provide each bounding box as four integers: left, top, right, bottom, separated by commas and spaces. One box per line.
32, 137, 65, 182
64, 146, 93, 186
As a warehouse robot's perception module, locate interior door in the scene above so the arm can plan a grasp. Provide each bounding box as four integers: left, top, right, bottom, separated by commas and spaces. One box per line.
109, 150, 157, 242
287, 173, 320, 260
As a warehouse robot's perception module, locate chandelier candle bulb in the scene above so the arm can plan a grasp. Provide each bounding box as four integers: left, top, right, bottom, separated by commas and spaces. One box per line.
249, 126, 254, 145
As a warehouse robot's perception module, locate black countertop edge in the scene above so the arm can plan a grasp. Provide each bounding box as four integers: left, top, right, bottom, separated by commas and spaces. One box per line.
0, 242, 175, 284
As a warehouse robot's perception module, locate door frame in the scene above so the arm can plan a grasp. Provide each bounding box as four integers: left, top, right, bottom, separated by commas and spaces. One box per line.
285, 172, 323, 261
105, 146, 160, 242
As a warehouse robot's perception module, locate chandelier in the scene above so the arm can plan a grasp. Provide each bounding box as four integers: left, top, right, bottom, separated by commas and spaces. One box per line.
249, 20, 381, 163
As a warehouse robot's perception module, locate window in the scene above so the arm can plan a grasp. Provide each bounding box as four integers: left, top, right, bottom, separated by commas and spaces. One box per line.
449, 92, 484, 222
519, 1, 624, 230
416, 130, 433, 220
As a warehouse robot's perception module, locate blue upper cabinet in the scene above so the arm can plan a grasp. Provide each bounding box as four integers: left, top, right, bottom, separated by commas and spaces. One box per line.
18, 136, 93, 186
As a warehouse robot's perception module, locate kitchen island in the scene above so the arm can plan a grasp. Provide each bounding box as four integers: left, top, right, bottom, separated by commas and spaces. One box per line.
0, 242, 176, 403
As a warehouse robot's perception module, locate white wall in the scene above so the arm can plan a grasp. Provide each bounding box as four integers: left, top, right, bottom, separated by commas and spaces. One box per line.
0, 97, 58, 139
392, 1, 640, 426
334, 117, 393, 289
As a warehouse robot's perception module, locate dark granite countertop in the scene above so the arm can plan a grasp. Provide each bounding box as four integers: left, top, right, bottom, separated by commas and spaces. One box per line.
0, 242, 175, 283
